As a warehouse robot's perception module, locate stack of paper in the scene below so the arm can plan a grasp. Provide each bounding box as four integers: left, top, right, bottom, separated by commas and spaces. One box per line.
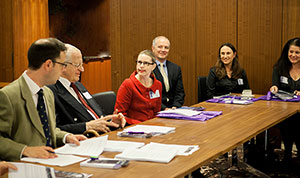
142, 142, 199, 156
123, 125, 176, 136
104, 140, 145, 152
115, 148, 177, 163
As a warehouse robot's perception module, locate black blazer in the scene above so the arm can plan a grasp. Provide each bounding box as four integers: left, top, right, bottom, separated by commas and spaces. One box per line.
48, 81, 104, 134
153, 60, 185, 110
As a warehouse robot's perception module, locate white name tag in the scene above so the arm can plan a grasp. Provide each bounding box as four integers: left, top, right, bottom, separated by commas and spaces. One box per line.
82, 92, 93, 99
280, 76, 288, 84
149, 90, 160, 99
237, 78, 244, 85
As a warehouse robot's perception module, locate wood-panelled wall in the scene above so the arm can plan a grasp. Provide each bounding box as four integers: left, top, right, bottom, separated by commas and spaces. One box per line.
49, 0, 111, 94
0, 0, 49, 82
110, 0, 300, 106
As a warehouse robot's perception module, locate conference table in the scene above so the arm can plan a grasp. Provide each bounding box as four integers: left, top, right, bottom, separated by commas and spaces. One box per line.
28, 96, 300, 177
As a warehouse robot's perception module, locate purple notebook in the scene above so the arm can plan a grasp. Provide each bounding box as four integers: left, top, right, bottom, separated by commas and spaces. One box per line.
254, 91, 300, 102
206, 96, 254, 105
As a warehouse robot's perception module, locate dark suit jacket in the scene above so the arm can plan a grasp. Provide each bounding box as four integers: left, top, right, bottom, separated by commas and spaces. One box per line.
48, 81, 104, 134
0, 76, 67, 161
153, 60, 185, 110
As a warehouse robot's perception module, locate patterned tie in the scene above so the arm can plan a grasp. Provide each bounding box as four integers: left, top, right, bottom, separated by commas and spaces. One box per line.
70, 83, 100, 119
160, 63, 170, 92
37, 89, 52, 147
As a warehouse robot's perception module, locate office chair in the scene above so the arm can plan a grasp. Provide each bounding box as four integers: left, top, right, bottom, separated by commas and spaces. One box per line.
197, 76, 208, 102
92, 91, 117, 115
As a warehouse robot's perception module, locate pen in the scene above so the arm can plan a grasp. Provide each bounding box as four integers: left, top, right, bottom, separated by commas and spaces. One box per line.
47, 150, 56, 154
127, 131, 145, 134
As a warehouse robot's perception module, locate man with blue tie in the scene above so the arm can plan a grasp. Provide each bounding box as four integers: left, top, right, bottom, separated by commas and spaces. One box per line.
0, 38, 86, 161
152, 36, 185, 110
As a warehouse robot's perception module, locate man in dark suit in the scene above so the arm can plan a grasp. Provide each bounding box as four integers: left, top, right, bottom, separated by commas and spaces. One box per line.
152, 36, 185, 110
0, 38, 86, 161
48, 44, 125, 134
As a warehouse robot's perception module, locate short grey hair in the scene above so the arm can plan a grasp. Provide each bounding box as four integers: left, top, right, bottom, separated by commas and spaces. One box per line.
152, 36, 170, 47
65, 44, 81, 63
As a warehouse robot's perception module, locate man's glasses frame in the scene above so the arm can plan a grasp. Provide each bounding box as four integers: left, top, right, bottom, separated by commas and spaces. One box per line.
53, 61, 67, 68
65, 62, 84, 69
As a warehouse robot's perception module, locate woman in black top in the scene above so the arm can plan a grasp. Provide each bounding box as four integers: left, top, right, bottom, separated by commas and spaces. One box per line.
270, 37, 300, 161
207, 43, 249, 99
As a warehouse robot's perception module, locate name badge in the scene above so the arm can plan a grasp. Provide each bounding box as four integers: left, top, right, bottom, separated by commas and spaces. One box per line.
149, 90, 160, 99
280, 76, 288, 84
83, 92, 93, 99
237, 78, 244, 85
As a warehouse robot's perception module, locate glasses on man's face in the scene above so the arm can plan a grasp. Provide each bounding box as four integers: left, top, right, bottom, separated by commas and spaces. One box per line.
65, 62, 84, 69
53, 61, 67, 68
136, 60, 154, 67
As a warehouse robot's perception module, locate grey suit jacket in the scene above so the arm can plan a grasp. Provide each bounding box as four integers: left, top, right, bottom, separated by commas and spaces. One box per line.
0, 75, 68, 161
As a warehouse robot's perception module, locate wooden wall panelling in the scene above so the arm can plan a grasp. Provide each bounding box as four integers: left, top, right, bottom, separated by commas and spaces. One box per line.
196, 0, 237, 94
0, 0, 13, 82
12, 0, 49, 79
238, 0, 282, 94
49, 0, 111, 94
155, 0, 196, 106
282, 0, 300, 45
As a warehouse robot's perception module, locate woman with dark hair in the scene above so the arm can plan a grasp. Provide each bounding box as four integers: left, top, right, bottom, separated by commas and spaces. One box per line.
270, 37, 300, 161
115, 50, 162, 125
206, 43, 250, 99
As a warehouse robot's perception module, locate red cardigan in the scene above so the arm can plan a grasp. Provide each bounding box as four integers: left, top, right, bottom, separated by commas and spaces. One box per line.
115, 71, 162, 124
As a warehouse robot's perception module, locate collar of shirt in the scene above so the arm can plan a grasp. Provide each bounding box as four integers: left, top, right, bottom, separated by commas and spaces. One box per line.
23, 71, 44, 107
156, 60, 168, 76
131, 71, 158, 93
59, 77, 80, 101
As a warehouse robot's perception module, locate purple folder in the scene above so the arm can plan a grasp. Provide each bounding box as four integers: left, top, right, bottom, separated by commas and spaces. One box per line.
156, 111, 222, 121
206, 96, 254, 104
254, 91, 300, 102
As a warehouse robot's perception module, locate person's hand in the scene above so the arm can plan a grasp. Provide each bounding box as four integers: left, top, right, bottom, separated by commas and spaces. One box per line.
22, 146, 57, 159
0, 161, 17, 176
86, 117, 119, 132
171, 107, 177, 110
294, 90, 300, 95
164, 108, 171, 110
66, 134, 87, 146
270, 86, 278, 93
112, 109, 126, 128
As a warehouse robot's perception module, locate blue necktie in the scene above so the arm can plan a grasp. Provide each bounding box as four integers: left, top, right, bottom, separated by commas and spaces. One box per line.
37, 89, 52, 147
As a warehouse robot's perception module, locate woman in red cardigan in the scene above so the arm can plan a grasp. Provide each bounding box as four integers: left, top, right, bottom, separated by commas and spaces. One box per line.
115, 50, 162, 125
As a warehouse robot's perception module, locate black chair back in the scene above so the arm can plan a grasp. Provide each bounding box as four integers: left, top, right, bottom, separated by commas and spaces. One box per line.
198, 76, 208, 102
92, 91, 116, 115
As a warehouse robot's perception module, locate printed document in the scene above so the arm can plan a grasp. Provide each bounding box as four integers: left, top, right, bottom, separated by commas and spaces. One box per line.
142, 142, 199, 156
104, 140, 145, 152
123, 125, 175, 135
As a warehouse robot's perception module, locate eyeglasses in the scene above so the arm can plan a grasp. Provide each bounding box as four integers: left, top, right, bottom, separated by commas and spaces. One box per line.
136, 60, 154, 66
65, 62, 84, 69
53, 61, 67, 68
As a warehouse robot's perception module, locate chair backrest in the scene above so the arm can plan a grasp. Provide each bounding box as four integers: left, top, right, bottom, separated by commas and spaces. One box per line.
92, 91, 116, 115
198, 76, 208, 103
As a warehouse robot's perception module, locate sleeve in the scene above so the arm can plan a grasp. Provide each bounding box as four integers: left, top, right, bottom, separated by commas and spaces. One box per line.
0, 90, 26, 161
242, 69, 250, 89
114, 80, 135, 123
272, 66, 280, 87
206, 67, 217, 99
172, 66, 185, 108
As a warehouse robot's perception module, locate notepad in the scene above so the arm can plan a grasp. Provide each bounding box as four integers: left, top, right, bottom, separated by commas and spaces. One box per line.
123, 125, 175, 135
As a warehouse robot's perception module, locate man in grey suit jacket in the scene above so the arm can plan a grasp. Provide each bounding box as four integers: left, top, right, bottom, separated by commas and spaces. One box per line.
0, 38, 86, 161
152, 36, 185, 110
48, 44, 125, 134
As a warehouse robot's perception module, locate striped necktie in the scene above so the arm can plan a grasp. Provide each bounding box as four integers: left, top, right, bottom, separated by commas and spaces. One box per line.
160, 63, 170, 92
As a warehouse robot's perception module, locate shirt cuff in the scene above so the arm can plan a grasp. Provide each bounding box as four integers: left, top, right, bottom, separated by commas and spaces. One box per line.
20, 145, 27, 159
63, 133, 71, 144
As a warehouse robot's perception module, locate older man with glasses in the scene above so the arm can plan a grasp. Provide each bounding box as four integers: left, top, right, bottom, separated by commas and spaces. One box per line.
48, 44, 126, 135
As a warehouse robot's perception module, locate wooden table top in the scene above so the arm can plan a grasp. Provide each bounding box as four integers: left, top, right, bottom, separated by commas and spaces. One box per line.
28, 96, 300, 178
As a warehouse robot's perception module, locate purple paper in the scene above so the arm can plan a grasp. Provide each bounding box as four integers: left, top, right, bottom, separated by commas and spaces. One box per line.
156, 111, 222, 121
206, 96, 254, 104
254, 91, 300, 102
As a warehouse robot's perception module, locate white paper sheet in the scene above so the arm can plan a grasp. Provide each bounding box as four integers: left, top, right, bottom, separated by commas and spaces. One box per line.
9, 162, 55, 178
123, 125, 175, 134
158, 109, 201, 116
21, 154, 87, 167
55, 135, 108, 157
142, 142, 199, 156
115, 148, 177, 163
104, 140, 145, 152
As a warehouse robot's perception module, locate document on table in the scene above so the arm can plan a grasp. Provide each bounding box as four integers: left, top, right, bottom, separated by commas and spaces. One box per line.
9, 162, 55, 178
142, 142, 199, 156
158, 109, 201, 116
21, 154, 87, 167
115, 148, 177, 163
55, 135, 108, 157
104, 140, 145, 152
123, 125, 175, 135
